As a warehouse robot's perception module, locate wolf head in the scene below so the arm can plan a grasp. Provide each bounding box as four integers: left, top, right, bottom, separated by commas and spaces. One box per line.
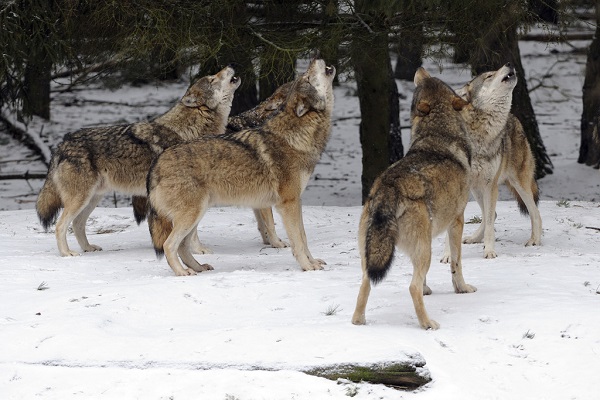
456, 63, 517, 113
411, 67, 469, 121
181, 66, 241, 112
286, 58, 335, 118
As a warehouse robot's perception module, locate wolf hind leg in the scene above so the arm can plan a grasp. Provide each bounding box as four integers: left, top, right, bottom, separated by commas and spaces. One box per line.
408, 239, 439, 330
351, 262, 371, 325
164, 199, 208, 276
72, 194, 103, 252
55, 190, 98, 257
507, 178, 542, 247
189, 226, 213, 255
179, 229, 214, 273
254, 208, 288, 248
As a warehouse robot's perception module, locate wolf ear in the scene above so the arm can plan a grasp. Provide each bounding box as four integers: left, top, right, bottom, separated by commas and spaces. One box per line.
265, 101, 282, 111
181, 93, 199, 108
414, 68, 431, 87
295, 98, 309, 117
455, 85, 470, 102
182, 92, 218, 109
416, 101, 431, 116
452, 96, 469, 111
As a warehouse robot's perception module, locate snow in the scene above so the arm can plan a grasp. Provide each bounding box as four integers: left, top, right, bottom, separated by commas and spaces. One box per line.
1, 26, 600, 400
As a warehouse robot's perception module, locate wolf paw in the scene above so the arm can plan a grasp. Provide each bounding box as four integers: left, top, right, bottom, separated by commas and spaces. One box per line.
303, 259, 326, 271
351, 313, 366, 325
83, 244, 102, 252
174, 268, 197, 276
484, 249, 497, 259
60, 250, 81, 257
423, 284, 433, 296
439, 253, 451, 264
191, 241, 213, 255
269, 238, 289, 248
463, 236, 482, 244
455, 283, 477, 294
525, 238, 541, 247
190, 263, 214, 273
420, 319, 440, 330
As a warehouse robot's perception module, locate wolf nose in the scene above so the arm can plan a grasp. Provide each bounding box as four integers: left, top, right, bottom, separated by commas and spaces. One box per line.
505, 62, 512, 68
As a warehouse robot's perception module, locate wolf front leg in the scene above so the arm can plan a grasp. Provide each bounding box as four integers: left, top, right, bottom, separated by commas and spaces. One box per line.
276, 199, 325, 271
447, 214, 477, 294
481, 182, 500, 259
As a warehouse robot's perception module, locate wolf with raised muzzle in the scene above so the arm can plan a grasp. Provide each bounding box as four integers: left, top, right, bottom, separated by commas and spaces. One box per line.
352, 68, 476, 330
36, 66, 241, 256
147, 59, 335, 276
441, 63, 542, 261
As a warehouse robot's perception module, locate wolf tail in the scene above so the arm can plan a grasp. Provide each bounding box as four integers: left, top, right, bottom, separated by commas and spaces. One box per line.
505, 180, 539, 216
36, 174, 62, 231
362, 186, 400, 285
132, 196, 149, 225
147, 206, 172, 258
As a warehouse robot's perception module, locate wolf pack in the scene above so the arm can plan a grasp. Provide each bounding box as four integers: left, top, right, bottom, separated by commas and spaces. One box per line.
36, 58, 542, 330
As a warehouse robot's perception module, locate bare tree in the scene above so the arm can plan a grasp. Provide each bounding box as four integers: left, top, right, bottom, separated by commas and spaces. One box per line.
580, 0, 600, 167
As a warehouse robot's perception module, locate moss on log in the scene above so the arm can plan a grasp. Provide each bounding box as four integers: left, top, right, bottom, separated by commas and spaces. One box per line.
303, 361, 431, 390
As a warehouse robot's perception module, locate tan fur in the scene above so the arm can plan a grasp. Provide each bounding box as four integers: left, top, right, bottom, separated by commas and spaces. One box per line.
351, 68, 476, 330
131, 81, 295, 253
441, 64, 542, 261
147, 59, 335, 276
36, 66, 240, 256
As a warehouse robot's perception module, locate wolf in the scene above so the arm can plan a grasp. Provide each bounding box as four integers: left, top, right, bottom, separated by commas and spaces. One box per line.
441, 63, 542, 261
146, 59, 335, 276
36, 66, 241, 256
132, 81, 295, 252
351, 68, 476, 330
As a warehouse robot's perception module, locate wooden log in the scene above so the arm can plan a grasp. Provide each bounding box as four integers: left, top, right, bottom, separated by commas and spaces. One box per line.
303, 361, 431, 390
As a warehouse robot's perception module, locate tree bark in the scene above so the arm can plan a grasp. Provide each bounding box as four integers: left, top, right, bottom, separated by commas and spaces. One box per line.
351, 5, 397, 203
394, 8, 424, 81
579, 0, 600, 167
22, 54, 52, 120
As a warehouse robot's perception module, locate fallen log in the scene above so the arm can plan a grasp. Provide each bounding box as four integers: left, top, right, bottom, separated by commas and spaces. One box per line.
303, 360, 431, 390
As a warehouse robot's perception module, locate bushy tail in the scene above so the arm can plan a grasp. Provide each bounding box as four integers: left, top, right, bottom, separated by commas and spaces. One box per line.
363, 187, 401, 285
132, 196, 149, 225
36, 177, 62, 231
147, 206, 172, 258
505, 180, 539, 216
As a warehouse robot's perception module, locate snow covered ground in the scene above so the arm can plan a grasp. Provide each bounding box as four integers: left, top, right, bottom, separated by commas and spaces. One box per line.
0, 26, 599, 400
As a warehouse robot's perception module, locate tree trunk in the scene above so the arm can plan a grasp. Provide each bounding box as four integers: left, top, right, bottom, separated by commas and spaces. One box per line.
579, 0, 600, 167
471, 10, 553, 179
394, 9, 424, 81
352, 2, 398, 203
22, 54, 52, 120
389, 64, 403, 164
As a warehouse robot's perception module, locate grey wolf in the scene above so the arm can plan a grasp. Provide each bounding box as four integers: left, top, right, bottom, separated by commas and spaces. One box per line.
36, 66, 241, 256
441, 63, 542, 261
147, 59, 335, 276
351, 68, 476, 330
134, 81, 294, 253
